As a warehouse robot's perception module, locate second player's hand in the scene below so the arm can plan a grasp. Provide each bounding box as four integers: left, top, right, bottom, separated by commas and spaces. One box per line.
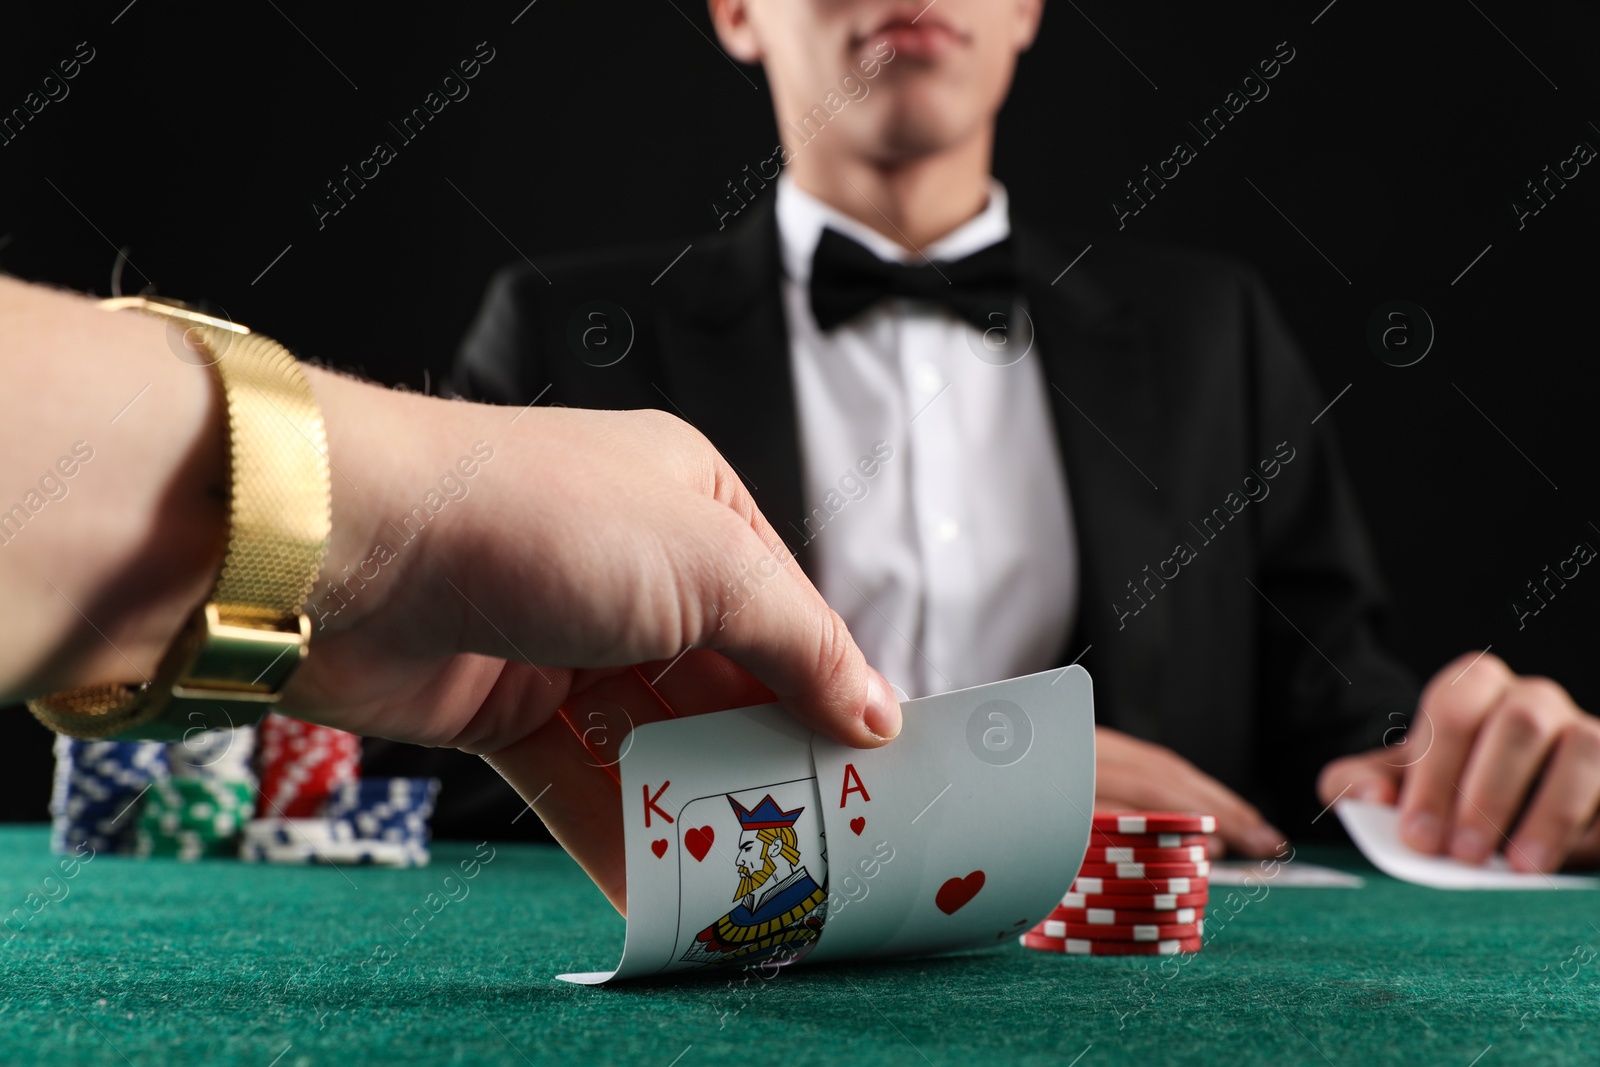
1095, 726, 1287, 859
1317, 652, 1600, 873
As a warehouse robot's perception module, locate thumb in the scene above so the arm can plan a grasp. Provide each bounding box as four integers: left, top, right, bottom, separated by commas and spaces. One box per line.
698, 524, 901, 749
1318, 750, 1402, 808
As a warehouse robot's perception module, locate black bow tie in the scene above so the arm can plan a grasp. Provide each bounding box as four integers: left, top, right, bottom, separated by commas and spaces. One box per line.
807, 227, 1020, 332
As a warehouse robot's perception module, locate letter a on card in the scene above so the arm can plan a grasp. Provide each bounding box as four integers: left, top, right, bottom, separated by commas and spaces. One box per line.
807, 669, 1095, 964
839, 763, 871, 807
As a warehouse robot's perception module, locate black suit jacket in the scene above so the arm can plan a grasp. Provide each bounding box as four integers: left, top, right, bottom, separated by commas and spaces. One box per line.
409, 198, 1417, 838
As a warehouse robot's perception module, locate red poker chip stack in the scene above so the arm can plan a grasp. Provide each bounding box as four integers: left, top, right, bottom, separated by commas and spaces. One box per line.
1022, 812, 1215, 957
256, 713, 361, 818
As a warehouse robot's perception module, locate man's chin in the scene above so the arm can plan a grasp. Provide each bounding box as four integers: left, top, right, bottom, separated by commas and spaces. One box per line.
866, 127, 973, 165
858, 102, 985, 162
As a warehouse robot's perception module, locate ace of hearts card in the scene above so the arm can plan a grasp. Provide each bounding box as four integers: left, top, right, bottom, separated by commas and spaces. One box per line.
558, 667, 1095, 984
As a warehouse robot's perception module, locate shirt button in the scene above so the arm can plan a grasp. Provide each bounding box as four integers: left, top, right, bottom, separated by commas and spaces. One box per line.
934, 517, 960, 541
912, 363, 943, 395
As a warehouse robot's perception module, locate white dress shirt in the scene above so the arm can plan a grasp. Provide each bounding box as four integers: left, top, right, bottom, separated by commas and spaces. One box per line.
775, 176, 1077, 699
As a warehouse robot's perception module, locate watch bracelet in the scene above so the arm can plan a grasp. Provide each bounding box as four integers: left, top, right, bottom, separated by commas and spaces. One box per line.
26, 303, 330, 740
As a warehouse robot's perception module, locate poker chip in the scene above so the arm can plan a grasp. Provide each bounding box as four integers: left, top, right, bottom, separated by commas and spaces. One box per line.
1076, 861, 1211, 879
1083, 845, 1207, 864
240, 776, 439, 867
238, 813, 418, 866
325, 776, 441, 865
1062, 890, 1209, 910
1036, 813, 1213, 959
240, 837, 426, 867
50, 736, 170, 855
55, 716, 440, 868
1072, 876, 1203, 895
1020, 932, 1202, 956
1092, 812, 1215, 835
1053, 906, 1201, 926
137, 778, 255, 860
1087, 832, 1208, 849
242, 817, 355, 849
258, 714, 361, 818
168, 726, 256, 783
319, 839, 428, 866
1047, 921, 1204, 942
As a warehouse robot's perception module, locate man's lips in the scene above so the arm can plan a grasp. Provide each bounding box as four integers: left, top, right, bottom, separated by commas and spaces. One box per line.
856, 12, 968, 58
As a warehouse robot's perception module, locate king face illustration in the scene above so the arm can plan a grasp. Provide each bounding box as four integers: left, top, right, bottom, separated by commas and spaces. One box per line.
679, 794, 827, 967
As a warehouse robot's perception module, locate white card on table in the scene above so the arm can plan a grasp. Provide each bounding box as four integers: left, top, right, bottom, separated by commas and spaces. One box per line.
1209, 861, 1365, 888
1336, 799, 1599, 890
805, 667, 1097, 963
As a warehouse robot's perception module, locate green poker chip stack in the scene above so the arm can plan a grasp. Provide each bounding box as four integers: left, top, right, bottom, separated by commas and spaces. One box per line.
136, 779, 255, 860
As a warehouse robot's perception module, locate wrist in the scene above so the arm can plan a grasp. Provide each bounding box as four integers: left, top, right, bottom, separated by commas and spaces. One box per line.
2, 286, 226, 697
299, 366, 454, 640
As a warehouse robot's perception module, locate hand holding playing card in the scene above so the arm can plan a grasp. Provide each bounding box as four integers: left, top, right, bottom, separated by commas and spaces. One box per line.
259, 398, 906, 914
1318, 651, 1600, 872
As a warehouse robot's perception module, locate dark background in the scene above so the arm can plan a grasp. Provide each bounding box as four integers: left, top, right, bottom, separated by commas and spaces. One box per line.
3, 1, 1595, 824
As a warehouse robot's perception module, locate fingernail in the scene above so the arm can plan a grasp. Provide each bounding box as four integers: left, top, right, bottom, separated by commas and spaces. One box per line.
862, 669, 902, 741
1513, 840, 1551, 873
1401, 811, 1443, 852
1450, 827, 1489, 863
1353, 782, 1387, 803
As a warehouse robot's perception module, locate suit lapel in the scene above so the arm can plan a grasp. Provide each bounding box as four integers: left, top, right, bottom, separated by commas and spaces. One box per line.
654, 199, 814, 576
1017, 227, 1170, 737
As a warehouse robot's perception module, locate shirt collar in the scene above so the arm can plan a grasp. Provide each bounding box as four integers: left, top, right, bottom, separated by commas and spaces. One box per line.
775, 173, 1012, 288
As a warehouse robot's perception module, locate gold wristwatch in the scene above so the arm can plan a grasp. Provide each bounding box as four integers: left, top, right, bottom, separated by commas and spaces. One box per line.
27, 296, 331, 741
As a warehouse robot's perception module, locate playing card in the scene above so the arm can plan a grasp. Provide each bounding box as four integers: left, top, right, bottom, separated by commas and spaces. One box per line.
557, 706, 826, 984
558, 667, 1097, 983
805, 666, 1096, 963
1336, 799, 1599, 890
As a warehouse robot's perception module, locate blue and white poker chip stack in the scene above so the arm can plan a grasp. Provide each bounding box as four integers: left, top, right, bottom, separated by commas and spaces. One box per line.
327, 777, 441, 866
240, 777, 440, 867
49, 735, 169, 855
239, 816, 357, 863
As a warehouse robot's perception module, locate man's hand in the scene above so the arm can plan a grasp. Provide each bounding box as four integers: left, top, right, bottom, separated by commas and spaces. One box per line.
279, 378, 904, 911
1095, 726, 1286, 859
289, 377, 902, 754
1318, 652, 1600, 873
0, 277, 901, 914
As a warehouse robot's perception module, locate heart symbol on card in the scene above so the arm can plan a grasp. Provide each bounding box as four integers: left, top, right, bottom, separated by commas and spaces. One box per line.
935, 870, 986, 915
685, 826, 715, 862
850, 817, 866, 836
651, 839, 668, 859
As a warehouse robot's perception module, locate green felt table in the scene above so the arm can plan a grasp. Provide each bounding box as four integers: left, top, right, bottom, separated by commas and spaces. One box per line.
2, 827, 1596, 1067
